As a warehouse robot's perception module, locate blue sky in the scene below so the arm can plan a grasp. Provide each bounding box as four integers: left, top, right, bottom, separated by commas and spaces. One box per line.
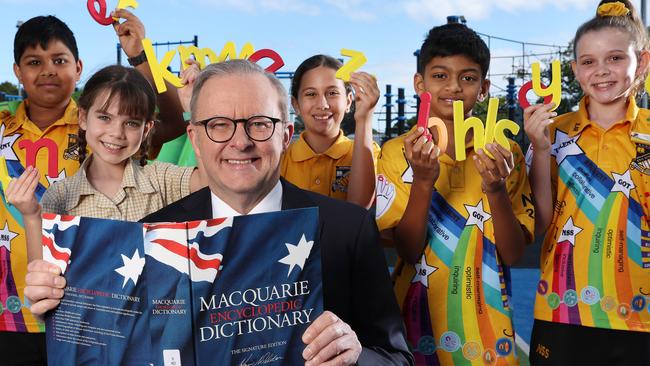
0, 0, 632, 126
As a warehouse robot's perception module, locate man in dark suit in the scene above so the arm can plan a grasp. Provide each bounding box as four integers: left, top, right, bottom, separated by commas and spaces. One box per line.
25, 59, 413, 365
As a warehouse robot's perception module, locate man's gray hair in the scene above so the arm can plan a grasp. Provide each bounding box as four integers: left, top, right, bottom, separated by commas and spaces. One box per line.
189, 59, 289, 122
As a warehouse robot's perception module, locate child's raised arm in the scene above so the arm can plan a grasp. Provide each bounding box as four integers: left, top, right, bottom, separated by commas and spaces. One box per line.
178, 59, 201, 114
473, 143, 531, 265
347, 72, 380, 209
5, 167, 42, 263
392, 127, 441, 264
523, 103, 556, 236
112, 9, 187, 151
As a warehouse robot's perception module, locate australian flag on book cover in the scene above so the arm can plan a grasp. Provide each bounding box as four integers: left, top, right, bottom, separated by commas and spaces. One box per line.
43, 207, 322, 366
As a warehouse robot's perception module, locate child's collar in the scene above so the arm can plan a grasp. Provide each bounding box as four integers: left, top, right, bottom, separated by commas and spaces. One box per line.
6, 99, 78, 136
571, 96, 639, 136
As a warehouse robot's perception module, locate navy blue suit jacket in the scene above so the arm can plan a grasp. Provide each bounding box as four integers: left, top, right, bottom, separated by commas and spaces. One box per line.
142, 179, 414, 365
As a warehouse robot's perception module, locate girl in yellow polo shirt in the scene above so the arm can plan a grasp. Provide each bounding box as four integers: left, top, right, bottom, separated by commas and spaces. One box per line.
525, 1, 650, 364
280, 54, 379, 208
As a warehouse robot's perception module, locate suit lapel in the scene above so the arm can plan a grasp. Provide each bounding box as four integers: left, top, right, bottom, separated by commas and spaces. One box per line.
182, 187, 213, 221
280, 178, 325, 247
281, 178, 314, 210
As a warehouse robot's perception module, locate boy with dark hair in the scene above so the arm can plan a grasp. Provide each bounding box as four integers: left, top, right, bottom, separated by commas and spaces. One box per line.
376, 23, 534, 365
13, 16, 79, 68
2, 14, 192, 364
0, 15, 82, 365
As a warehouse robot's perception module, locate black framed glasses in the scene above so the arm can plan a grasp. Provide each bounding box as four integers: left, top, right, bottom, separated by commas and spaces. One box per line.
193, 115, 282, 143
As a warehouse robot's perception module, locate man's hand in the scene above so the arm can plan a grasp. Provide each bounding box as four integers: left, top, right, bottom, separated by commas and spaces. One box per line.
112, 9, 145, 58
24, 260, 66, 317
302, 311, 361, 366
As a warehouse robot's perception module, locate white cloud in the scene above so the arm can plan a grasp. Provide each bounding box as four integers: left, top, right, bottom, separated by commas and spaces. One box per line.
366, 58, 415, 93
199, 0, 381, 21
199, 0, 321, 16
402, 0, 594, 22
0, 0, 75, 3
324, 0, 377, 21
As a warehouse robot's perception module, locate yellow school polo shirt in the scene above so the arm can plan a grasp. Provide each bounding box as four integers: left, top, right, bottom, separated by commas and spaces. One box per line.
533, 97, 650, 333
281, 131, 379, 200
0, 100, 81, 333
377, 126, 534, 365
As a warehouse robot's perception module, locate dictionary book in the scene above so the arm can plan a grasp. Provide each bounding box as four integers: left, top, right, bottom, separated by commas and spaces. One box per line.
42, 208, 322, 365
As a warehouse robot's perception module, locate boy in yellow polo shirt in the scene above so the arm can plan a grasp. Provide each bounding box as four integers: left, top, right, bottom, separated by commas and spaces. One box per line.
0, 16, 83, 364
377, 23, 534, 365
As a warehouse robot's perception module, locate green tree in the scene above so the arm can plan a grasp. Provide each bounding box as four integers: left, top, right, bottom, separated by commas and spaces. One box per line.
473, 95, 511, 121
0, 81, 19, 95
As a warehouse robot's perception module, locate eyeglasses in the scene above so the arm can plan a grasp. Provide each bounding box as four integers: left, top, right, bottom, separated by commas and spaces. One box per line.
193, 115, 282, 143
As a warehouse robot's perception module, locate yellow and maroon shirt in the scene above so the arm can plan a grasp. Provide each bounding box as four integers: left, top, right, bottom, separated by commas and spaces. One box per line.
378, 126, 534, 365
0, 100, 80, 333
531, 97, 650, 333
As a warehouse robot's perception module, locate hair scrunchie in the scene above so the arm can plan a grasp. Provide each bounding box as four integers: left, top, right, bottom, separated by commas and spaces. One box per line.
597, 1, 630, 17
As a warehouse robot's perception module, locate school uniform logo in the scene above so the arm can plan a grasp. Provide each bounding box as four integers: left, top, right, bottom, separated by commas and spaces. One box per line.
63, 133, 80, 161
630, 131, 650, 175
331, 166, 350, 192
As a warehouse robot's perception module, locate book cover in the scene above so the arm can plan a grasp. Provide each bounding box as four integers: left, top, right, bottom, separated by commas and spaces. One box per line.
43, 207, 321, 366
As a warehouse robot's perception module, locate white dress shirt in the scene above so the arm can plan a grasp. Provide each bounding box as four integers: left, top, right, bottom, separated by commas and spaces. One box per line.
210, 180, 283, 218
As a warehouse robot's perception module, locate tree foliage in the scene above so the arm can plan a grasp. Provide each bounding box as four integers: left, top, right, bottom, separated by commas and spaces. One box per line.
0, 81, 19, 95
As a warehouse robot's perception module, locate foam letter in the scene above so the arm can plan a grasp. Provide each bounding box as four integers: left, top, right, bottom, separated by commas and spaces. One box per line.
87, 0, 113, 25
178, 46, 218, 70
117, 0, 138, 9
483, 97, 499, 146
336, 49, 367, 82
531, 60, 561, 111
453, 101, 485, 161
428, 117, 448, 155
518, 81, 553, 109
216, 42, 255, 62
494, 119, 520, 149
484, 98, 521, 150
18, 138, 58, 178
248, 49, 285, 73
417, 92, 432, 141
142, 38, 183, 93
645, 73, 650, 95
113, 0, 139, 20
